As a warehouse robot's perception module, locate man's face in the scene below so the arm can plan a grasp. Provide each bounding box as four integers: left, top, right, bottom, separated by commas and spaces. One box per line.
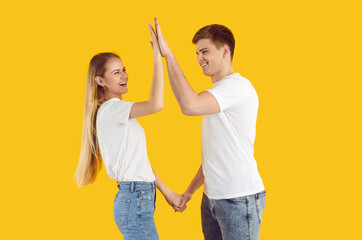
196, 39, 225, 77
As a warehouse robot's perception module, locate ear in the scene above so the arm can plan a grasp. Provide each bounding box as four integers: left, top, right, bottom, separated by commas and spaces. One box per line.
94, 76, 105, 87
223, 45, 230, 58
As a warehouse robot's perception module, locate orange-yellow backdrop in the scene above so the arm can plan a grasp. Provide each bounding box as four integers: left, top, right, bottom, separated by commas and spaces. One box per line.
1, 0, 361, 239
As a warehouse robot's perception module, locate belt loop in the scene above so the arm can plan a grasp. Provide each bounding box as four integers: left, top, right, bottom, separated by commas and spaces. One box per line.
130, 182, 135, 192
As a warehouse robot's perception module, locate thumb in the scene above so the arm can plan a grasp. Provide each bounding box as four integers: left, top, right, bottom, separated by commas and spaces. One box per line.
179, 196, 186, 207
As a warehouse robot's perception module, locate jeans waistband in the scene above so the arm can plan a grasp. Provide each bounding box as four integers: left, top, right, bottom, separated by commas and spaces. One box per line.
116, 181, 156, 192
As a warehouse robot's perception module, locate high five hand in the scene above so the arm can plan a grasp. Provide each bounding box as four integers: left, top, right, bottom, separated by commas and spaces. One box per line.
149, 17, 172, 58
148, 23, 161, 56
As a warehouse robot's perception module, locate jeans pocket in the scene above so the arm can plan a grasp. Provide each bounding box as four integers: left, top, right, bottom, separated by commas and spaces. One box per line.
141, 190, 154, 202
256, 191, 266, 225
113, 198, 131, 228
141, 191, 155, 214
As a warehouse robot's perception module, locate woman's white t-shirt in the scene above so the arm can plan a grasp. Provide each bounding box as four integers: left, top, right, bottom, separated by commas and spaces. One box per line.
96, 98, 155, 182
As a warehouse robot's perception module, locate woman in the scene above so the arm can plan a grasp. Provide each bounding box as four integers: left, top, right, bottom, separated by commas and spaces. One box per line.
74, 24, 181, 239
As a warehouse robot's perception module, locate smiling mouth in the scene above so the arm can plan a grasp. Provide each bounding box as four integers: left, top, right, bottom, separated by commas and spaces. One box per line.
119, 82, 127, 87
201, 62, 208, 68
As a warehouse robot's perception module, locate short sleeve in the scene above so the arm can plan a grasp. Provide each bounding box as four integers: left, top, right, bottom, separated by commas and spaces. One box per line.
105, 99, 134, 123
207, 78, 250, 111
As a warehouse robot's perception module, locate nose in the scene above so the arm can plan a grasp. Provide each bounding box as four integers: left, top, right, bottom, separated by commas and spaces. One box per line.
197, 54, 203, 62
122, 72, 128, 80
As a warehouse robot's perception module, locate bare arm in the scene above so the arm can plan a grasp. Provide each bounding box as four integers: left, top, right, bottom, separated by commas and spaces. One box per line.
174, 165, 204, 212
152, 168, 182, 209
164, 56, 220, 116
130, 24, 164, 119
153, 18, 219, 116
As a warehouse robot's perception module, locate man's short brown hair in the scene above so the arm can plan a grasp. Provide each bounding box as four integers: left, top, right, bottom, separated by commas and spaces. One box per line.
192, 24, 235, 60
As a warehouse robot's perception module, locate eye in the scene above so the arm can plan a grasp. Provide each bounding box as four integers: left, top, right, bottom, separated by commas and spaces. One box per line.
202, 50, 208, 54
123, 68, 126, 72
114, 71, 119, 75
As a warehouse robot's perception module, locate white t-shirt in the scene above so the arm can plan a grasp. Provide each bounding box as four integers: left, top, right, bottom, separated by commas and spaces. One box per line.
202, 73, 264, 199
96, 98, 155, 182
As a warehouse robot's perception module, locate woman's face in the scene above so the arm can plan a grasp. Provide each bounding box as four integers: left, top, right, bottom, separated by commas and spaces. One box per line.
100, 57, 128, 99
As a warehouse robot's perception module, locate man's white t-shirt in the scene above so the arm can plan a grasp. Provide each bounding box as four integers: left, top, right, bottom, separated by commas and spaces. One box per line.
202, 73, 264, 199
96, 98, 155, 182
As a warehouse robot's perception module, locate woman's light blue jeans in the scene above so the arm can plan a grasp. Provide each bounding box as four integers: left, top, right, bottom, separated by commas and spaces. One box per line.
113, 181, 159, 240
201, 190, 266, 240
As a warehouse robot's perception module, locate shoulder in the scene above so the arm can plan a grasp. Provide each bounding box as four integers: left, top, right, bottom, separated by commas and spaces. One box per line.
98, 98, 133, 118
101, 98, 133, 110
220, 73, 251, 86
212, 73, 253, 92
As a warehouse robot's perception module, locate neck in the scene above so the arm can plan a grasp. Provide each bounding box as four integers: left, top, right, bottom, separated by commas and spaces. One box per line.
105, 92, 122, 101
211, 65, 234, 83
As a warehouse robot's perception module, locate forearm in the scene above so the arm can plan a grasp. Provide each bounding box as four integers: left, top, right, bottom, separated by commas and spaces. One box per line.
165, 54, 199, 114
147, 55, 164, 111
185, 165, 204, 196
152, 168, 171, 197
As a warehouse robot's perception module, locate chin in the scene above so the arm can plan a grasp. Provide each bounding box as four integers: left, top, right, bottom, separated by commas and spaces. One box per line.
203, 70, 211, 77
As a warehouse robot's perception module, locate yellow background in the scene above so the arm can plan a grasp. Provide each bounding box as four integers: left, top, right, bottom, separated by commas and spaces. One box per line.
1, 0, 361, 239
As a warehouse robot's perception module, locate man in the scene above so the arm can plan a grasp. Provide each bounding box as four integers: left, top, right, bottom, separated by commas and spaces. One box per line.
152, 18, 266, 240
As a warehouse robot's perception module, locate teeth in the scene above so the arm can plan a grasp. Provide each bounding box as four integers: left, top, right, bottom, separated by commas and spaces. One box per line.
202, 63, 207, 67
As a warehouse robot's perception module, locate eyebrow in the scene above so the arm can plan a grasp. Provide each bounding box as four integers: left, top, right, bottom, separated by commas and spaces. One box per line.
196, 48, 208, 54
111, 67, 125, 73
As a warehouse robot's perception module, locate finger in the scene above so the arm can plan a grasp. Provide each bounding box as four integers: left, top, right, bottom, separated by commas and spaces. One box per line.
175, 205, 186, 212
180, 196, 187, 206
177, 195, 183, 205
148, 24, 158, 42
148, 23, 154, 34
150, 29, 161, 51
174, 207, 183, 212
154, 17, 163, 38
178, 201, 184, 209
149, 23, 156, 35
177, 203, 186, 210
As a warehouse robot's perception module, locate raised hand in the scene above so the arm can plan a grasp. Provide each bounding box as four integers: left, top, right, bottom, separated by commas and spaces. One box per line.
148, 23, 161, 56
153, 17, 173, 58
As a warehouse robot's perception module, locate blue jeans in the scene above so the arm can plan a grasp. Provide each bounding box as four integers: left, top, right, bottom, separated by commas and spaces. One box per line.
201, 190, 266, 240
113, 181, 159, 240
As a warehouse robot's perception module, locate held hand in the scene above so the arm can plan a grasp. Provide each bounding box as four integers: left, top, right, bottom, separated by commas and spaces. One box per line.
164, 189, 182, 209
153, 17, 173, 58
173, 191, 192, 212
148, 23, 161, 56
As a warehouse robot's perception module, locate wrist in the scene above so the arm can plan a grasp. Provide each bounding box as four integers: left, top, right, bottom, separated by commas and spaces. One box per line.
164, 51, 175, 61
154, 52, 162, 58
184, 190, 193, 198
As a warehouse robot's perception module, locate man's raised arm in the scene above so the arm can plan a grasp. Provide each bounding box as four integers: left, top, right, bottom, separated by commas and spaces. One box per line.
153, 18, 220, 116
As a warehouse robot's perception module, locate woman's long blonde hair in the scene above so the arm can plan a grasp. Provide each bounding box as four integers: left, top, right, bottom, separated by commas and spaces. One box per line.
74, 52, 120, 187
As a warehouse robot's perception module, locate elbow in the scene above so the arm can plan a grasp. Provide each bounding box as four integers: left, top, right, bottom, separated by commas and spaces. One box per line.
181, 105, 197, 116
153, 103, 164, 113
147, 100, 163, 113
